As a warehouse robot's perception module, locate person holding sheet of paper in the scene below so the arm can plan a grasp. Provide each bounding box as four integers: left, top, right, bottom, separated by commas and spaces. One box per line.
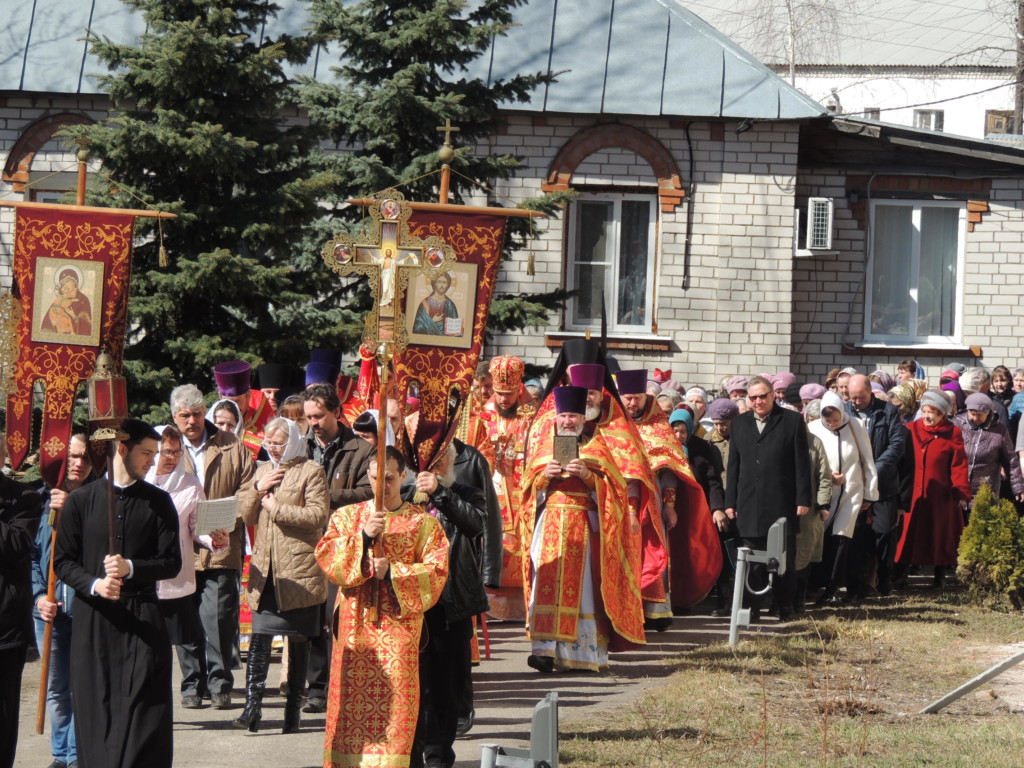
234, 417, 329, 734
147, 425, 229, 651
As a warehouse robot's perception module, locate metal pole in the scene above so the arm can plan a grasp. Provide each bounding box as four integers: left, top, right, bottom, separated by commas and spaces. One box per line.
919, 647, 1024, 714
728, 548, 749, 646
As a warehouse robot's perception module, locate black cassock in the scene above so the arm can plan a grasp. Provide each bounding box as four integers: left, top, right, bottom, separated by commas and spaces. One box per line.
54, 479, 180, 768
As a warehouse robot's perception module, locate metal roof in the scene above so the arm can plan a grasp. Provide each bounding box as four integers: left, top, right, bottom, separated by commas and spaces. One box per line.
680, 0, 1015, 69
0, 0, 824, 120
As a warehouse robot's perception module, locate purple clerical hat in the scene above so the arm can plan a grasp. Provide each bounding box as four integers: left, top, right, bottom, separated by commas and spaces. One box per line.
305, 362, 338, 387
615, 369, 647, 396
213, 361, 252, 397
553, 385, 588, 415
568, 363, 605, 392
309, 348, 341, 367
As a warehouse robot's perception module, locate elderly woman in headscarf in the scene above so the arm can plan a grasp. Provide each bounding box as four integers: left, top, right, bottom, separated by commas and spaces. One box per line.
887, 382, 918, 425
671, 407, 729, 614
951, 392, 1024, 505
807, 392, 879, 605
869, 369, 897, 395
149, 425, 229, 648
233, 417, 329, 734
895, 390, 971, 589
210, 397, 244, 436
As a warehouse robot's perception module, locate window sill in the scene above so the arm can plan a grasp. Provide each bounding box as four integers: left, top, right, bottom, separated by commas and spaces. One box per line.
842, 341, 982, 358
546, 331, 674, 352
795, 249, 840, 258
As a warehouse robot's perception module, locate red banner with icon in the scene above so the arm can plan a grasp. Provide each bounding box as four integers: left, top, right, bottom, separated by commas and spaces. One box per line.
6, 205, 135, 487
394, 212, 508, 473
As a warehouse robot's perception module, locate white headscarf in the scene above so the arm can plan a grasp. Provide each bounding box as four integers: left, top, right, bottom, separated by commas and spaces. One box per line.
265, 418, 305, 468
145, 425, 193, 495
820, 391, 849, 429
210, 397, 244, 437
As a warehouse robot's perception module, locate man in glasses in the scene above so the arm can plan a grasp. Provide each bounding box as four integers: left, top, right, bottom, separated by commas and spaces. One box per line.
723, 375, 811, 622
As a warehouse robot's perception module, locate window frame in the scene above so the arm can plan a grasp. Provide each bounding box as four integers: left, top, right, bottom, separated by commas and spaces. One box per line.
863, 199, 966, 346
565, 192, 658, 333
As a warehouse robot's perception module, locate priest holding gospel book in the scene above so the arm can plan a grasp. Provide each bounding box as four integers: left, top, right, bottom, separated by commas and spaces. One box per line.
315, 446, 448, 768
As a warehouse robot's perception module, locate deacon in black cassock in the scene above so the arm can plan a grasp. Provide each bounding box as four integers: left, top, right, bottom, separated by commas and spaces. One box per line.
54, 419, 180, 768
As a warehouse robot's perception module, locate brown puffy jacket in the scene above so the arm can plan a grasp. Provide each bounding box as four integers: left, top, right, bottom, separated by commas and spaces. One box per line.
238, 456, 329, 612
182, 422, 255, 572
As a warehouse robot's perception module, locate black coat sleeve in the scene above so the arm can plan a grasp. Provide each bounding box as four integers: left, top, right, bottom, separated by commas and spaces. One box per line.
792, 415, 812, 509
53, 489, 96, 596
128, 488, 181, 585
432, 483, 487, 539
454, 441, 503, 588
724, 428, 741, 510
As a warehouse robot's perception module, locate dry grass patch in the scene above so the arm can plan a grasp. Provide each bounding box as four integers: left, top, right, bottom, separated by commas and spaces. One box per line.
560, 589, 1024, 767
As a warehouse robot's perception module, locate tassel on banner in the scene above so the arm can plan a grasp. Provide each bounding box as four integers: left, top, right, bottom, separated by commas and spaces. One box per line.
527, 247, 535, 276
159, 244, 169, 268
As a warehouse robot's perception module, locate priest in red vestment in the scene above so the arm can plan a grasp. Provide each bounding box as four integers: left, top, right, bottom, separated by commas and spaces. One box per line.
315, 446, 448, 768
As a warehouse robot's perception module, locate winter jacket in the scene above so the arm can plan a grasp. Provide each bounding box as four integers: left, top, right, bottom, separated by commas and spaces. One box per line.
796, 431, 834, 572
182, 421, 255, 571
403, 479, 488, 624
453, 438, 503, 588
707, 429, 730, 490
809, 412, 880, 538
238, 457, 329, 612
0, 474, 42, 650
305, 426, 374, 509
686, 434, 726, 512
844, 398, 906, 500
951, 411, 1024, 500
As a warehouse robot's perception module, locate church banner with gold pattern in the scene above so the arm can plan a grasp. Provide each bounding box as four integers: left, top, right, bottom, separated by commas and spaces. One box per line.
6, 206, 135, 486
397, 211, 508, 472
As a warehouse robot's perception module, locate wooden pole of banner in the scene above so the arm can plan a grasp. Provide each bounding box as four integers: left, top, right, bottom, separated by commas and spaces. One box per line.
0, 200, 176, 219
35, 506, 60, 734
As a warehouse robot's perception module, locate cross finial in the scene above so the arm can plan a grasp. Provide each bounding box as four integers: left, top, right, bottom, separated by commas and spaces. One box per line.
436, 118, 460, 147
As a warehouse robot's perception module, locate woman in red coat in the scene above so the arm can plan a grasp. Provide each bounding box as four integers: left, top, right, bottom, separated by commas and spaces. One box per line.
895, 390, 971, 587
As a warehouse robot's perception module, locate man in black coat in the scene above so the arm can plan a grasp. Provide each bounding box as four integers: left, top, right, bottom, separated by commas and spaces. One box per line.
845, 374, 907, 596
54, 419, 181, 768
0, 435, 42, 768
404, 442, 488, 768
723, 375, 811, 620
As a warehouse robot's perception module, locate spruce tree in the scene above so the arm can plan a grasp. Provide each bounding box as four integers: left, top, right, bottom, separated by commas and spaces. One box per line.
76, 0, 355, 416
298, 0, 571, 337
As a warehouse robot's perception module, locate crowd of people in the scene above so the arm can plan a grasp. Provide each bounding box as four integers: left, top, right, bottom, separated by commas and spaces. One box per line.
2, 349, 1024, 768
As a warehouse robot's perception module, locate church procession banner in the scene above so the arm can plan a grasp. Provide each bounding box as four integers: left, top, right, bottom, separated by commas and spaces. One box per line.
6, 205, 135, 487
397, 210, 508, 472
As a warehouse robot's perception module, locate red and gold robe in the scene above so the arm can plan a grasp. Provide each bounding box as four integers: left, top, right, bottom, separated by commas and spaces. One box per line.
472, 400, 535, 620
315, 500, 449, 768
240, 389, 274, 460
633, 399, 722, 608
522, 417, 646, 653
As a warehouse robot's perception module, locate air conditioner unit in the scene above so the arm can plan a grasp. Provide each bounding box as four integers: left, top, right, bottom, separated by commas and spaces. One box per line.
805, 197, 833, 250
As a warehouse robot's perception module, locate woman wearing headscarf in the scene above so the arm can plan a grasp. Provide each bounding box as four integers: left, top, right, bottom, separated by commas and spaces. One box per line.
233, 417, 329, 734
895, 390, 971, 588
351, 409, 396, 447
887, 383, 918, 424
210, 397, 244, 436
807, 392, 879, 605
148, 426, 228, 648
951, 393, 1024, 505
670, 407, 728, 614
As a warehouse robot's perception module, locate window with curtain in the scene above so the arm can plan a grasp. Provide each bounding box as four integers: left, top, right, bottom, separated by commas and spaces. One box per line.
866, 200, 964, 343
566, 194, 656, 332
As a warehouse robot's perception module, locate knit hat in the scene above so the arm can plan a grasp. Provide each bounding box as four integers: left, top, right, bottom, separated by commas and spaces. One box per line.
799, 383, 826, 401
964, 392, 992, 413
684, 386, 709, 404
783, 381, 804, 408
707, 398, 739, 420
772, 372, 796, 390
724, 375, 748, 394
920, 389, 952, 416
940, 369, 960, 381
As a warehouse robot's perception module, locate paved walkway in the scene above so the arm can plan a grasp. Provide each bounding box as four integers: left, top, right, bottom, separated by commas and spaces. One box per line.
14, 603, 768, 767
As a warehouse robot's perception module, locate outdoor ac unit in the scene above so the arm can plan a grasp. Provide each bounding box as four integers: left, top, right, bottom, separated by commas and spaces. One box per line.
805, 197, 833, 250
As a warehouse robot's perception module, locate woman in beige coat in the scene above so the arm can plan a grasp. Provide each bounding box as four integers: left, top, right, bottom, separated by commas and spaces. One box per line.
232, 417, 328, 734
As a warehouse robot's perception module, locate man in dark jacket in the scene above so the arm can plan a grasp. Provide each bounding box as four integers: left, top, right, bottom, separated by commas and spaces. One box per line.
724, 376, 811, 620
404, 442, 487, 768
302, 381, 374, 712
846, 374, 908, 596
0, 435, 42, 768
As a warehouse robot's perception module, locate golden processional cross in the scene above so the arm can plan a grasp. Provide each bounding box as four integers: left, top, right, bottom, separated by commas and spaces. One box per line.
321, 188, 456, 622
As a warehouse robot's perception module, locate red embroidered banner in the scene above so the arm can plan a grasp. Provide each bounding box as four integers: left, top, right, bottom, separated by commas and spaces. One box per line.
6, 206, 135, 487
396, 212, 508, 472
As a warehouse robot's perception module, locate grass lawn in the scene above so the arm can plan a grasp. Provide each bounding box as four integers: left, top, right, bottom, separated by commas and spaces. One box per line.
559, 586, 1024, 767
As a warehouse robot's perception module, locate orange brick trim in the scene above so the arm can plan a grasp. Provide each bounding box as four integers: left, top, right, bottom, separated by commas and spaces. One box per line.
2, 112, 94, 192
541, 123, 686, 212
845, 175, 992, 231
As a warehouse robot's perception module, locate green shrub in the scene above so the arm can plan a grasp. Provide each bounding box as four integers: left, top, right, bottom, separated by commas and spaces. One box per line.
957, 482, 1024, 610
